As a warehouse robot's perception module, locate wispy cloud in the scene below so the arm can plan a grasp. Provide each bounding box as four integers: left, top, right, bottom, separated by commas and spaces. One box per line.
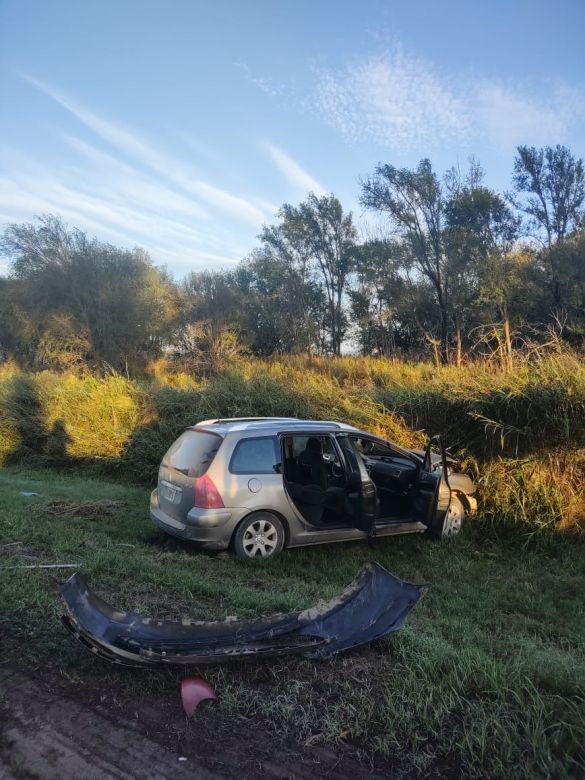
476, 81, 585, 148
21, 73, 269, 226
0, 144, 247, 275
313, 47, 585, 152
235, 62, 284, 98
265, 143, 326, 197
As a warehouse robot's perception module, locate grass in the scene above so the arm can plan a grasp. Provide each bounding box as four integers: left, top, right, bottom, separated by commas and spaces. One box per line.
1, 466, 583, 778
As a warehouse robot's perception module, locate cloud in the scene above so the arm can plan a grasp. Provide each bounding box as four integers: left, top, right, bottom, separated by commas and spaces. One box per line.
0, 147, 247, 275
265, 143, 326, 196
64, 136, 210, 222
313, 47, 585, 152
315, 48, 470, 149
476, 81, 585, 149
21, 73, 268, 226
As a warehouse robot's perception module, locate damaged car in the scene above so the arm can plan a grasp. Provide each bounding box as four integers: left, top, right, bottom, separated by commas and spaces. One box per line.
150, 417, 477, 559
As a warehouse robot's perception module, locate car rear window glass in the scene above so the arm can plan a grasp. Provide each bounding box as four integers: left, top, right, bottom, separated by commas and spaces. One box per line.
229, 436, 279, 474
163, 431, 222, 477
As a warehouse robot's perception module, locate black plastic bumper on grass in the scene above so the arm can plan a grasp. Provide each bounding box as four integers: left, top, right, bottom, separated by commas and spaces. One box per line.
59, 563, 424, 666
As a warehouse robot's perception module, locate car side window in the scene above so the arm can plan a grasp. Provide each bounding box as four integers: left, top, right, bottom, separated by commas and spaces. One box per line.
229, 436, 279, 474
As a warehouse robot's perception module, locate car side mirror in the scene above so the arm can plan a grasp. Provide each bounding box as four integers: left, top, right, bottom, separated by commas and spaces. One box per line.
273, 462, 282, 474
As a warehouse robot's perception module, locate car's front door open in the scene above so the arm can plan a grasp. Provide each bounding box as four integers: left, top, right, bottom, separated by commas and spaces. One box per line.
412, 435, 449, 525
336, 435, 378, 535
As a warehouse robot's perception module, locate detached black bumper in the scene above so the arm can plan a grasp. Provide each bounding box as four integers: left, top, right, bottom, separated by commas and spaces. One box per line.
59, 563, 424, 666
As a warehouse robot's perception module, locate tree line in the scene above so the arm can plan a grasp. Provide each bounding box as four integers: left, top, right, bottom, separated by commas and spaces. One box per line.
1, 143, 584, 371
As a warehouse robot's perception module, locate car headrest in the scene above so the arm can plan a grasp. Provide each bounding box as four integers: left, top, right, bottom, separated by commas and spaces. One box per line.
304, 437, 323, 455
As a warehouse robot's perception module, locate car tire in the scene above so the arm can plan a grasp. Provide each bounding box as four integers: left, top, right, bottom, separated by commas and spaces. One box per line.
232, 512, 285, 559
430, 495, 465, 540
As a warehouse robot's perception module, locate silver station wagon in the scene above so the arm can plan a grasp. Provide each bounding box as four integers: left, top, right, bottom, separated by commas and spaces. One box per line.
150, 417, 477, 558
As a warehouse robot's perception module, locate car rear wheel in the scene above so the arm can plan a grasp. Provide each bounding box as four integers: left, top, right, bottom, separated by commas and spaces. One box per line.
233, 512, 285, 559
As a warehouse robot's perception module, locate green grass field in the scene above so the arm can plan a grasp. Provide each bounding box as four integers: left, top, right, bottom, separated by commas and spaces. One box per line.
1, 466, 583, 778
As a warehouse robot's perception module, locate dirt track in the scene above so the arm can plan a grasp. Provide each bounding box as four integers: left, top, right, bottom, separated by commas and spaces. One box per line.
0, 668, 388, 780
0, 670, 220, 779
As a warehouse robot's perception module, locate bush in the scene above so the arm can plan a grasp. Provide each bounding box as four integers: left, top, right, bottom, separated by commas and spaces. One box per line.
0, 367, 141, 465
1, 355, 584, 533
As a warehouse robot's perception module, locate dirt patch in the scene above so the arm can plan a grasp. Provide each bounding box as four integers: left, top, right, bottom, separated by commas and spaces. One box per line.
0, 665, 398, 780
0, 669, 216, 779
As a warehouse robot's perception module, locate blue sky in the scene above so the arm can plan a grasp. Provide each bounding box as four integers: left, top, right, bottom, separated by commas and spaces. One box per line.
1, 0, 584, 277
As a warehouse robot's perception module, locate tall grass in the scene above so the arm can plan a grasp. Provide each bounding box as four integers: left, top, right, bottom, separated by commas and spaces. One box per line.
0, 354, 584, 533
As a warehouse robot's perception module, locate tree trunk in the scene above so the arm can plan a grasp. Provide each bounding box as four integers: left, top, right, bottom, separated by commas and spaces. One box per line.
439, 306, 449, 364
436, 284, 449, 364
502, 305, 513, 371
455, 324, 462, 368
430, 339, 440, 368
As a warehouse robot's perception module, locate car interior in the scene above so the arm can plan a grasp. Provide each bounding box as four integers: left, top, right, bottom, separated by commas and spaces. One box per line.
282, 433, 419, 527
282, 435, 349, 526
351, 437, 418, 519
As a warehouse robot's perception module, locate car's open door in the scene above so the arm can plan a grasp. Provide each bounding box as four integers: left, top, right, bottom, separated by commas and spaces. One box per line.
336, 435, 378, 535
411, 435, 450, 525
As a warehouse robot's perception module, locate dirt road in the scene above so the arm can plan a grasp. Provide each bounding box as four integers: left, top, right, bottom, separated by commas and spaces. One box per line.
0, 668, 387, 779
0, 670, 220, 779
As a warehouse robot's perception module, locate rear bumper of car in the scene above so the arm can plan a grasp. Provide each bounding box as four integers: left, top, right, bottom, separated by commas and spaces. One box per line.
149, 489, 238, 550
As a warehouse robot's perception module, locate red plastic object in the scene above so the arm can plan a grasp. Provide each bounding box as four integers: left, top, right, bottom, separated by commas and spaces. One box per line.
180, 676, 217, 715
193, 474, 224, 508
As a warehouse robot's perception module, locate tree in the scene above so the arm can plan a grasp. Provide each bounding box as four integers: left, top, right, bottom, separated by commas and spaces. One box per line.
249, 218, 325, 354
510, 145, 585, 308
511, 145, 585, 247
349, 239, 412, 356
182, 269, 242, 334
279, 194, 357, 356
445, 173, 520, 366
539, 231, 585, 338
361, 159, 451, 362
1, 215, 179, 370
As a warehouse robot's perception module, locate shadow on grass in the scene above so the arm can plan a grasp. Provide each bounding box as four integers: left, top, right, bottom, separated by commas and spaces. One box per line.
5, 375, 71, 467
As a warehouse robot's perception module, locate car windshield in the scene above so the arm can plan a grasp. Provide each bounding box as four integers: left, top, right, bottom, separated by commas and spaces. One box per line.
353, 437, 393, 458
162, 430, 222, 477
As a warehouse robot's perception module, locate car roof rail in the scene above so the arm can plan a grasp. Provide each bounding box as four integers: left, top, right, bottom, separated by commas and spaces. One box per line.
195, 416, 299, 427
192, 417, 361, 432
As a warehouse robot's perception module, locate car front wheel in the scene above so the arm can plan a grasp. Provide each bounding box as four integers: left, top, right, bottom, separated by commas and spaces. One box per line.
232, 512, 285, 559
438, 496, 465, 539
427, 495, 465, 540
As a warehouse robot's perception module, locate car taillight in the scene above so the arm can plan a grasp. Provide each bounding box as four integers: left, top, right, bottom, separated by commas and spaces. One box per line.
194, 474, 224, 508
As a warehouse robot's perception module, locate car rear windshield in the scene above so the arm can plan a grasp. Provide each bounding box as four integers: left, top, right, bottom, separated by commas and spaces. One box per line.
162, 430, 222, 477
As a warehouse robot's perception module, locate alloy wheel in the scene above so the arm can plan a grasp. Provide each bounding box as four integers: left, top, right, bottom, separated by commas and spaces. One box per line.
442, 500, 464, 538
242, 518, 279, 557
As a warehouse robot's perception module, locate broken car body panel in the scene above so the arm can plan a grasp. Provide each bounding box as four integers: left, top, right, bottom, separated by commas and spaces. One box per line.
60, 563, 424, 666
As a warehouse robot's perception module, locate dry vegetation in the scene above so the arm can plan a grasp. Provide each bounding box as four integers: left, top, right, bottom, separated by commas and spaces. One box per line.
1, 352, 584, 535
